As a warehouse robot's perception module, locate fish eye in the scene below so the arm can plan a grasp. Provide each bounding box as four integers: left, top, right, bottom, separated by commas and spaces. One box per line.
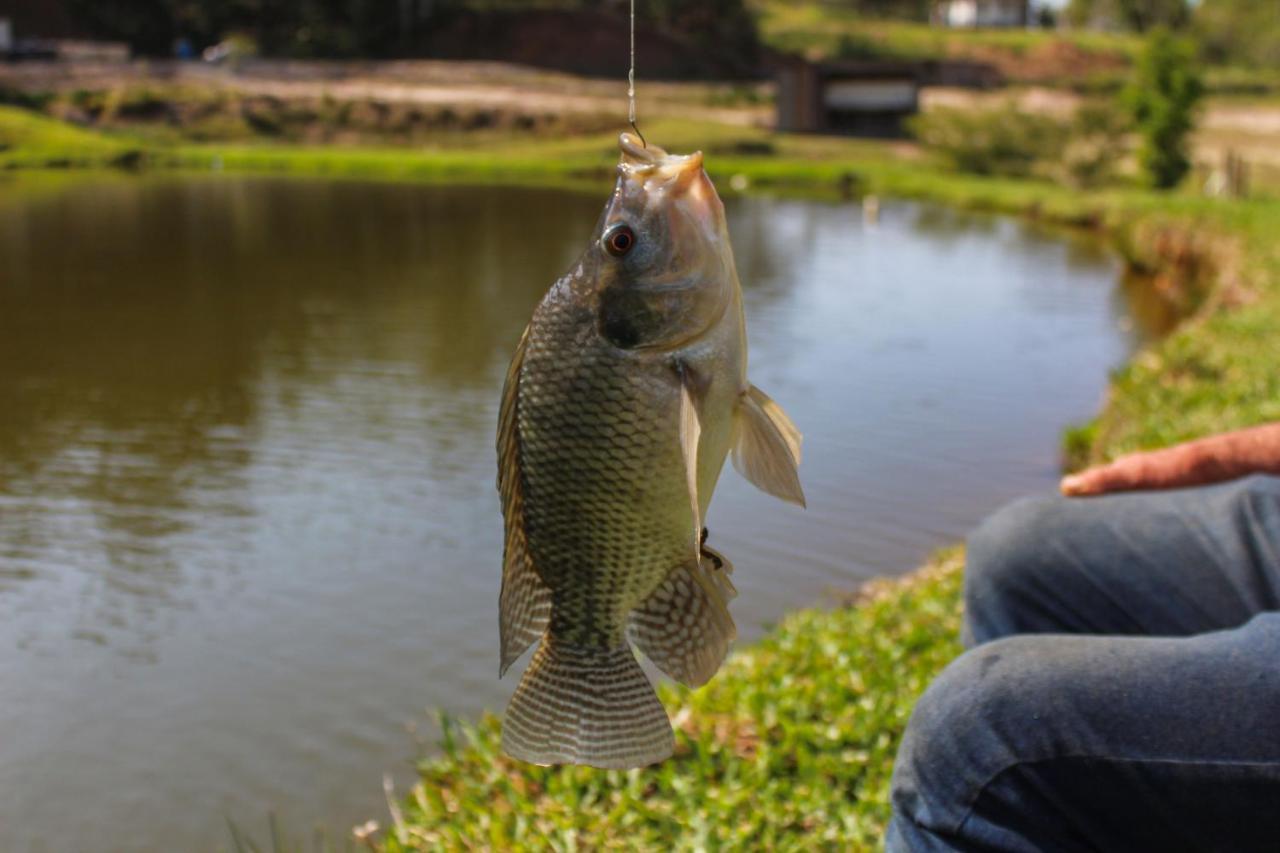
603, 224, 636, 258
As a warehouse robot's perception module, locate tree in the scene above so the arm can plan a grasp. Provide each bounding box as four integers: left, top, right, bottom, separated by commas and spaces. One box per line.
1195, 0, 1280, 67
1124, 28, 1203, 189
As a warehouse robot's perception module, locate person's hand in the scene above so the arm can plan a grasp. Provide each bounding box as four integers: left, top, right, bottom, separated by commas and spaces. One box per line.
1061, 422, 1280, 497
1061, 446, 1205, 496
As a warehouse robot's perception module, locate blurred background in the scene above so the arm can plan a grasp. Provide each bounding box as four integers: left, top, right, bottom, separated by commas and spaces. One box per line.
0, 0, 1276, 190
0, 0, 1275, 850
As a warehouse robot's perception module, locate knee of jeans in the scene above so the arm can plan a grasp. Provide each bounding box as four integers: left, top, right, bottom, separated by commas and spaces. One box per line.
1233, 473, 1280, 517
964, 495, 1064, 644
892, 641, 1033, 833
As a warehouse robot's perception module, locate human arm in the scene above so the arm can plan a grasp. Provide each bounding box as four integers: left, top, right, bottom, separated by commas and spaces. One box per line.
1061, 422, 1280, 497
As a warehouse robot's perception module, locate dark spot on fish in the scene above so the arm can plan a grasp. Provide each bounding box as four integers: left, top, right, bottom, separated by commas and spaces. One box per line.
599, 285, 662, 349
600, 311, 642, 348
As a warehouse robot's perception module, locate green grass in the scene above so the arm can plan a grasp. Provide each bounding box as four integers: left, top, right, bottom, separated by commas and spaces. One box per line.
385, 554, 965, 850
149, 118, 895, 189
0, 105, 143, 169
1085, 204, 1280, 457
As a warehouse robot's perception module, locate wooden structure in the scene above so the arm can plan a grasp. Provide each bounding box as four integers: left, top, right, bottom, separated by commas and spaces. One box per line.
777, 60, 921, 137
775, 58, 1000, 137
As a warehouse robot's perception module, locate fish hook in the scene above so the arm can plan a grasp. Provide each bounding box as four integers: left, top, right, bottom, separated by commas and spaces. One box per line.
627, 0, 645, 148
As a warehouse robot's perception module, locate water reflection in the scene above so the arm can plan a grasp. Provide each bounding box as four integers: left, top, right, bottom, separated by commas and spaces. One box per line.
0, 176, 1147, 852
0, 179, 595, 620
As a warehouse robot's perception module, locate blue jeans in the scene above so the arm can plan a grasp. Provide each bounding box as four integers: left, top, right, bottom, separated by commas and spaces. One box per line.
888, 475, 1280, 852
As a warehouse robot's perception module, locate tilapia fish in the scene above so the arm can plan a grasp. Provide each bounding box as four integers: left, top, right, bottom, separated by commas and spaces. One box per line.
496, 133, 804, 769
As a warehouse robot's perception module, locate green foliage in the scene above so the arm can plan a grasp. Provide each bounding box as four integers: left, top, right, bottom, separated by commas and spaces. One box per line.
59, 0, 761, 61
1061, 100, 1133, 188
909, 104, 1069, 179
1194, 0, 1280, 68
383, 555, 966, 850
1061, 420, 1100, 472
642, 0, 762, 73
1124, 29, 1204, 190
0, 105, 140, 168
1065, 0, 1190, 33
910, 100, 1131, 188
759, 3, 1141, 73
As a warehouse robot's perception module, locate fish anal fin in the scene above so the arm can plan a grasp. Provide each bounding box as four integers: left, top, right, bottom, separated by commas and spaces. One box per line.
629, 546, 737, 688
502, 639, 673, 769
497, 326, 552, 676
732, 384, 806, 508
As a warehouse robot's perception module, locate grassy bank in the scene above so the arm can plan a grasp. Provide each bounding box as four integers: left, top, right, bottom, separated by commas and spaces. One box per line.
384, 553, 965, 850
0, 105, 142, 168
4, 104, 1278, 849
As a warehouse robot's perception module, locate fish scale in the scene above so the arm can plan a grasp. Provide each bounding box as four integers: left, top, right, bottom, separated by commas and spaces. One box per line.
519, 281, 689, 648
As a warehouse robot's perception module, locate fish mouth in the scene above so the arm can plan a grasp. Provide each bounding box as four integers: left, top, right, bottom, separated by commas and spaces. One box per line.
619, 133, 705, 188
617, 132, 718, 222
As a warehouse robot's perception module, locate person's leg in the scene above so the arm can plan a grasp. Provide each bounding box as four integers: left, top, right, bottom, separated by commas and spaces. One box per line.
888, 613, 1280, 852
965, 475, 1280, 645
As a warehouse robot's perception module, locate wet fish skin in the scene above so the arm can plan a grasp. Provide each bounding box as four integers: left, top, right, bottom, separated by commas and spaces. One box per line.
497, 133, 804, 769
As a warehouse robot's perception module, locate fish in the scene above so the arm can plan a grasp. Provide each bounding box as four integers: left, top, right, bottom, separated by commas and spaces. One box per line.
496, 132, 805, 769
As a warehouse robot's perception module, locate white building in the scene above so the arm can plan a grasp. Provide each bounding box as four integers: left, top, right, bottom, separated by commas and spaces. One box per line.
936, 0, 1029, 28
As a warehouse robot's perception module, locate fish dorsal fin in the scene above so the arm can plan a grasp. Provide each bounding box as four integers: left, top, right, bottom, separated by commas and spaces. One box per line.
732, 384, 806, 507
497, 326, 552, 677
678, 365, 703, 562
628, 544, 737, 688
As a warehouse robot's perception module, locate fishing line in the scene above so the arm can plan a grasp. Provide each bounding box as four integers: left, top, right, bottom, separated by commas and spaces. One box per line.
628, 0, 645, 147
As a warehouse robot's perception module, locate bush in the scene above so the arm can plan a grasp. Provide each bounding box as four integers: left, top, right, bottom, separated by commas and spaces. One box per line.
910, 100, 1130, 188
1194, 0, 1280, 68
1065, 0, 1190, 33
1123, 28, 1203, 190
1061, 100, 1132, 188
908, 104, 1069, 179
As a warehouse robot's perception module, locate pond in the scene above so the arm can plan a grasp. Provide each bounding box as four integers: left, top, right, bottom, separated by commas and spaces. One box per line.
0, 174, 1163, 851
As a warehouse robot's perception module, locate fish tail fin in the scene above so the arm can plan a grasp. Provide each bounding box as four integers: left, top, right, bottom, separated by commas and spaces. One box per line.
501, 636, 673, 769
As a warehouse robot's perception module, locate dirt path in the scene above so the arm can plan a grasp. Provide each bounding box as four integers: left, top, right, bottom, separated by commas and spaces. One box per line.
0, 59, 772, 127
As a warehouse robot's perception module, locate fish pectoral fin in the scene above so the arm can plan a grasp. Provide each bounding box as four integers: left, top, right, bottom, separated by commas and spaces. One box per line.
731, 384, 806, 508
678, 365, 703, 560
497, 326, 552, 677
628, 546, 737, 688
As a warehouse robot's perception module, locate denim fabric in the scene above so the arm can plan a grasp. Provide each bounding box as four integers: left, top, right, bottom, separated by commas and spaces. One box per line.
888, 475, 1280, 852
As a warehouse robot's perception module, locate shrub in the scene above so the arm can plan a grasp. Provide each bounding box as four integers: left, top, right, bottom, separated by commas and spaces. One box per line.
1123, 28, 1204, 190
911, 100, 1131, 188
1194, 0, 1280, 68
1060, 99, 1132, 188
908, 104, 1069, 179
